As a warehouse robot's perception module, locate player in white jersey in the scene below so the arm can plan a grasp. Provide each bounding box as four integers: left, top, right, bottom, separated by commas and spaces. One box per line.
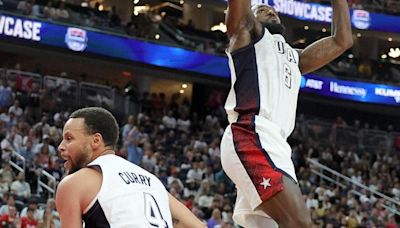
221, 0, 353, 227
55, 107, 205, 228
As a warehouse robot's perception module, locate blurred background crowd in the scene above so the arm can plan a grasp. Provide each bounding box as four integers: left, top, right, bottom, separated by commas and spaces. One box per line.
0, 69, 399, 227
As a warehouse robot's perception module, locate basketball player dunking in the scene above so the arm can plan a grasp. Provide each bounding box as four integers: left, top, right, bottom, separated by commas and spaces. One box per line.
56, 107, 205, 228
220, 0, 353, 227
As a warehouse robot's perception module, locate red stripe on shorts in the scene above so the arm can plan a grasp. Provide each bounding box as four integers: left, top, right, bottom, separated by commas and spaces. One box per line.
231, 116, 284, 203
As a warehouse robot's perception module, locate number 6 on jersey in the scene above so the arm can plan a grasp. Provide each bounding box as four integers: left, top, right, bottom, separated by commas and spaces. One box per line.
283, 63, 292, 89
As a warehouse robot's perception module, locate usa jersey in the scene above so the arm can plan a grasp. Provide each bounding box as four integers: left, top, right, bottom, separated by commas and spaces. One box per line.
82, 154, 173, 228
225, 27, 301, 139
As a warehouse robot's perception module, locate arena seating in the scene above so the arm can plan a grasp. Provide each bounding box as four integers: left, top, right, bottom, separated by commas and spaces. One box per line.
0, 67, 399, 227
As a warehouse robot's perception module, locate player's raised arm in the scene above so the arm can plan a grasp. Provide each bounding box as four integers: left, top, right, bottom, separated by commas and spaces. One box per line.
226, 0, 254, 38
298, 0, 353, 74
168, 193, 206, 228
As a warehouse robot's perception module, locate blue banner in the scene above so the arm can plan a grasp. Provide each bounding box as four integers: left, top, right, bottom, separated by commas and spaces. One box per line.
301, 74, 400, 106
225, 0, 400, 33
0, 13, 230, 78
268, 0, 400, 33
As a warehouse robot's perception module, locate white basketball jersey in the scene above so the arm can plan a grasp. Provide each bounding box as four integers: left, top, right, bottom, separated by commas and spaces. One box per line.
82, 154, 173, 228
225, 27, 301, 139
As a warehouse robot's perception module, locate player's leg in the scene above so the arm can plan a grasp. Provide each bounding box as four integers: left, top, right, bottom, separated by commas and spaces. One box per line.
233, 189, 278, 228
221, 124, 278, 227
256, 175, 314, 228
222, 117, 315, 227
251, 116, 315, 227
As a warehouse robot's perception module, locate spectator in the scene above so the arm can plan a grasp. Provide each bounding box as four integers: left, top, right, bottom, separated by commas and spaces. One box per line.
32, 134, 56, 156
387, 0, 400, 15
167, 167, 184, 191
208, 139, 220, 159
126, 136, 143, 166
183, 178, 198, 198
221, 204, 234, 226
20, 198, 43, 221
34, 141, 53, 168
21, 207, 39, 228
193, 135, 207, 153
23, 128, 40, 148
1, 126, 23, 160
126, 21, 137, 36
187, 158, 204, 184
41, 198, 59, 228
1, 111, 18, 130
17, 0, 32, 15
386, 214, 399, 228
0, 194, 16, 215
306, 193, 319, 209
162, 110, 176, 129
0, 79, 14, 113
10, 172, 31, 202
177, 113, 191, 133
195, 180, 214, 209
0, 162, 15, 188
8, 100, 23, 118
392, 182, 400, 200
81, 13, 95, 27
55, 2, 69, 20
92, 1, 102, 15
43, 1, 57, 20
345, 210, 359, 228
109, 6, 121, 27
31, 0, 40, 17
207, 208, 222, 228
0, 206, 20, 227
121, 115, 136, 141
33, 116, 51, 136
45, 159, 63, 185
48, 119, 62, 144
348, 0, 362, 8
0, 177, 9, 198
27, 82, 41, 120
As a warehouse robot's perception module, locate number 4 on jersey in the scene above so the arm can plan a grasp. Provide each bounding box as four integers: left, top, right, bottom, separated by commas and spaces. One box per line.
144, 193, 169, 228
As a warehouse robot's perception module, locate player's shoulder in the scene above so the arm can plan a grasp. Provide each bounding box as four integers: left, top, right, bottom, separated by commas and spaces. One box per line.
56, 168, 102, 208
58, 168, 100, 194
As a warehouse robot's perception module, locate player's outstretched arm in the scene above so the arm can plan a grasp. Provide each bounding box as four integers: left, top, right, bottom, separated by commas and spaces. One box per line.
297, 0, 353, 74
55, 175, 83, 228
168, 193, 206, 228
226, 0, 254, 38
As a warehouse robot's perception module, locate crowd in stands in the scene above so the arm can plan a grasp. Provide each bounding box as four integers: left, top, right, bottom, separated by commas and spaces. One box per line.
3, 0, 226, 53
1, 0, 122, 30
2, 0, 400, 86
0, 64, 399, 227
0, 100, 63, 226
291, 114, 400, 227
315, 56, 400, 85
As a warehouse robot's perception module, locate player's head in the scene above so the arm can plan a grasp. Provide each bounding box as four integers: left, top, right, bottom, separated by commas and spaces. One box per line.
58, 107, 119, 174
252, 4, 285, 35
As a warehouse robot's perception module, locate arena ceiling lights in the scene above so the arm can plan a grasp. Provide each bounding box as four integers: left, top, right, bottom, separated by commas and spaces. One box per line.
388, 48, 400, 59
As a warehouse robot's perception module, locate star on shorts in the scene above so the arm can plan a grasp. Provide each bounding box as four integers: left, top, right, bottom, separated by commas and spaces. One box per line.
260, 177, 272, 189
